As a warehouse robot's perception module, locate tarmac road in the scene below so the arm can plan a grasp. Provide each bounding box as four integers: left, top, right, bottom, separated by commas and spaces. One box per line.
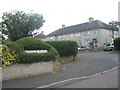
61, 68, 118, 88
2, 51, 118, 88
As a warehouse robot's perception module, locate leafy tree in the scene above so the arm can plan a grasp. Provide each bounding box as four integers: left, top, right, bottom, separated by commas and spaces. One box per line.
109, 21, 118, 39
109, 21, 118, 27
2, 10, 45, 41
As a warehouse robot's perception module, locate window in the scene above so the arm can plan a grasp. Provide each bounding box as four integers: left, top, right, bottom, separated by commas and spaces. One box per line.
63, 35, 65, 38
85, 40, 90, 45
70, 34, 74, 37
109, 32, 112, 37
84, 31, 90, 36
92, 30, 98, 34
76, 33, 80, 36
77, 41, 81, 48
93, 38, 98, 47
46, 37, 50, 40
50, 36, 54, 40
58, 35, 61, 39
115, 33, 118, 36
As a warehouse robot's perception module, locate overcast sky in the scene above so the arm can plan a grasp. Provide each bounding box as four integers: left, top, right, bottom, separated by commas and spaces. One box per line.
0, 0, 119, 35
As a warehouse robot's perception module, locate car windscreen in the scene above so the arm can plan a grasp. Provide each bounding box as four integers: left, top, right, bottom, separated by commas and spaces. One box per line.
106, 44, 110, 46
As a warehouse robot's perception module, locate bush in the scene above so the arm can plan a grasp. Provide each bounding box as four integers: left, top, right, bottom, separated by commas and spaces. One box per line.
15, 37, 59, 63
0, 45, 18, 67
114, 37, 120, 51
46, 40, 78, 57
5, 42, 24, 54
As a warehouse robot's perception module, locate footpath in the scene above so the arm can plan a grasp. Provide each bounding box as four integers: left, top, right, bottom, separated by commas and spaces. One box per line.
2, 52, 118, 89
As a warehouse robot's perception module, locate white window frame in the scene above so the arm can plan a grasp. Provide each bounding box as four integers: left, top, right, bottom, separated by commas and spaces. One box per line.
109, 32, 112, 37
115, 32, 118, 36
92, 30, 98, 34
46, 37, 49, 40
76, 33, 80, 36
63, 35, 66, 38
50, 37, 54, 40
84, 31, 90, 36
70, 34, 74, 37
58, 35, 62, 39
85, 39, 90, 45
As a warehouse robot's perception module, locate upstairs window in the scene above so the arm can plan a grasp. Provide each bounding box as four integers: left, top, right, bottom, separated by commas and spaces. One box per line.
76, 33, 80, 36
84, 31, 90, 36
70, 34, 74, 37
92, 30, 98, 34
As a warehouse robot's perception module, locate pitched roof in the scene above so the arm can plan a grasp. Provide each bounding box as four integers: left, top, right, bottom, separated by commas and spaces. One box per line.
35, 33, 46, 39
47, 20, 118, 37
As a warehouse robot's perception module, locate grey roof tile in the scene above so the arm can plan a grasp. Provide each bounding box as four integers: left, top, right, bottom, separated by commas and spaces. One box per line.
47, 20, 118, 37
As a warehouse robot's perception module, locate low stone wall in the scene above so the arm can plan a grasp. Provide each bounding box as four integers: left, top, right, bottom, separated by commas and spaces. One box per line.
58, 56, 76, 63
2, 61, 59, 81
93, 47, 104, 51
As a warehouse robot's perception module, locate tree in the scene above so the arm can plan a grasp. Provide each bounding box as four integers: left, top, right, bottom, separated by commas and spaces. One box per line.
109, 21, 118, 27
109, 21, 118, 40
2, 10, 45, 41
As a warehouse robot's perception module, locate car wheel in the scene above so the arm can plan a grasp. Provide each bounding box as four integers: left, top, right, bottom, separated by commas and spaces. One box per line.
111, 48, 113, 51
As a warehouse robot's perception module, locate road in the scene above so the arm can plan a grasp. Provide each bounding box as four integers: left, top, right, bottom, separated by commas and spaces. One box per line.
61, 68, 118, 88
2, 51, 118, 88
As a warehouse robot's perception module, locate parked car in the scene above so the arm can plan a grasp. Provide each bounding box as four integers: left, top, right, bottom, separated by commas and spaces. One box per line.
103, 43, 114, 51
78, 46, 87, 50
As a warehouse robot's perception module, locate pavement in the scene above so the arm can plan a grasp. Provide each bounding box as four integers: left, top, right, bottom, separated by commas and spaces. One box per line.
2, 51, 118, 89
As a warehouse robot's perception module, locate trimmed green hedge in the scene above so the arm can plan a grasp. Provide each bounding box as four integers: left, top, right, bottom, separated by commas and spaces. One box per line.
46, 40, 78, 57
5, 37, 59, 63
114, 37, 120, 51
15, 37, 50, 50
5, 42, 24, 54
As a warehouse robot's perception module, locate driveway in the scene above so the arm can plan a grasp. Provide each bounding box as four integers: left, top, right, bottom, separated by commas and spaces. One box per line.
2, 51, 118, 88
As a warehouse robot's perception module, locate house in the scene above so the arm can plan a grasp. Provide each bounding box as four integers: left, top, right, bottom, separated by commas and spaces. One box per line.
46, 18, 118, 49
34, 31, 46, 41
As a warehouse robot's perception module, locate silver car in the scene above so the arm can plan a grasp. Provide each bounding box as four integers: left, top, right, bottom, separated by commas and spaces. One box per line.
103, 43, 114, 51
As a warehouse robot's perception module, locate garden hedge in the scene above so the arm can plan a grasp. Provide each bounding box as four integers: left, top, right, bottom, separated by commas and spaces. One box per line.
5, 37, 59, 63
46, 40, 78, 57
114, 37, 120, 51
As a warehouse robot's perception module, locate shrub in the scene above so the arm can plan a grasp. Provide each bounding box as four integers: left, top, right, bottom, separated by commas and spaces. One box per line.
114, 37, 120, 51
0, 45, 18, 67
15, 37, 59, 63
4, 42, 24, 54
46, 40, 78, 57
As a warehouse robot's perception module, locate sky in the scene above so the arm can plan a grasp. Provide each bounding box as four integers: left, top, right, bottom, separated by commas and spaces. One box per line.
0, 0, 119, 35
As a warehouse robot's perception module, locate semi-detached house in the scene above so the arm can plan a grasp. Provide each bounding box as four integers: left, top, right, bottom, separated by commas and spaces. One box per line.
46, 18, 118, 49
